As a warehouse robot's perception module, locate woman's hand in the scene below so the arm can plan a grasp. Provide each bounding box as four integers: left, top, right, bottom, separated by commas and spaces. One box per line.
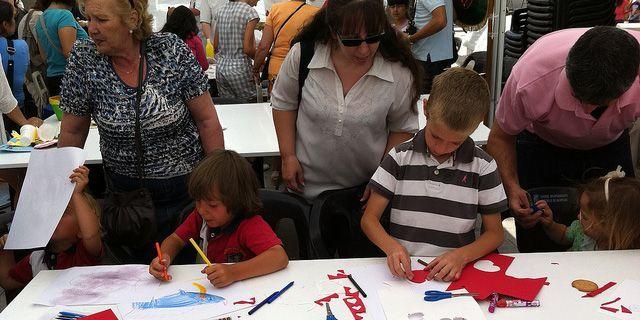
282, 155, 304, 193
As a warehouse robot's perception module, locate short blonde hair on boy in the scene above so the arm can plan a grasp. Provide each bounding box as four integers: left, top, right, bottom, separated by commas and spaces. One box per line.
188, 150, 262, 218
426, 67, 490, 131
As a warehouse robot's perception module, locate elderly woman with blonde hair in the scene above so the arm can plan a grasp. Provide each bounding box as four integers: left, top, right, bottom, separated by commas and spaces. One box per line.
58, 0, 224, 262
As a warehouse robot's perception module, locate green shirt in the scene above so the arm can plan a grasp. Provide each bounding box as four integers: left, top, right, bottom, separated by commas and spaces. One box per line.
565, 220, 596, 251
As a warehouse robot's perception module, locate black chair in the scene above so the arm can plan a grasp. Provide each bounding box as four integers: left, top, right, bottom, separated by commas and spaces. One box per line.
309, 185, 388, 259
212, 97, 246, 105
462, 51, 487, 74
259, 189, 312, 260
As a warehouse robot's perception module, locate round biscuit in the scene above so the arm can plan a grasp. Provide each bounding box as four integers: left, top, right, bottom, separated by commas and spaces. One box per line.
572, 279, 598, 292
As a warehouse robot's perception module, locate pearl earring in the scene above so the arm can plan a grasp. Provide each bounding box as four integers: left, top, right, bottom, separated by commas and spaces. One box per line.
129, 30, 133, 34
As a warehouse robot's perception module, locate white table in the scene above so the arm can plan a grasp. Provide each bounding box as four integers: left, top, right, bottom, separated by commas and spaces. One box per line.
617, 22, 640, 31
0, 103, 491, 169
1, 250, 638, 319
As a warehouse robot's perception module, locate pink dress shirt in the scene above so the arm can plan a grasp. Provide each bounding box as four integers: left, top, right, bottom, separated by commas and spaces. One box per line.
496, 28, 640, 150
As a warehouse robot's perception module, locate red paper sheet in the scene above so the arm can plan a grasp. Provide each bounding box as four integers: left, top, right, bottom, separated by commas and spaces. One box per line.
233, 297, 256, 305
409, 269, 430, 283
328, 270, 349, 280
315, 293, 339, 306
447, 253, 547, 301
79, 309, 118, 320
601, 306, 619, 313
601, 297, 621, 306
621, 305, 632, 314
343, 286, 366, 320
583, 282, 617, 298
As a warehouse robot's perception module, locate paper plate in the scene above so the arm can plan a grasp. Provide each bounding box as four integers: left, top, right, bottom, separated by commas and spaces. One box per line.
1, 138, 34, 152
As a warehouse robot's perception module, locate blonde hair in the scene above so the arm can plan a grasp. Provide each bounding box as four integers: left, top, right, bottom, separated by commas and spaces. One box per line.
79, 0, 153, 41
581, 177, 640, 250
82, 192, 101, 221
426, 67, 490, 131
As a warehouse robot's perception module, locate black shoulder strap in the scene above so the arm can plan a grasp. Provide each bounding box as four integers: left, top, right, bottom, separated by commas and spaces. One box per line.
6, 39, 15, 90
297, 40, 314, 106
134, 42, 146, 181
273, 3, 306, 45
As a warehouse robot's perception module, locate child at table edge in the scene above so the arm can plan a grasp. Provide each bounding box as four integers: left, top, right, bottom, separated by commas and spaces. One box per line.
0, 166, 103, 291
361, 68, 507, 282
149, 150, 288, 288
537, 169, 640, 251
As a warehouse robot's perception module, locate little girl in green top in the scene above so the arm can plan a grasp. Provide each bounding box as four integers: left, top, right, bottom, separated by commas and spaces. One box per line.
536, 168, 640, 251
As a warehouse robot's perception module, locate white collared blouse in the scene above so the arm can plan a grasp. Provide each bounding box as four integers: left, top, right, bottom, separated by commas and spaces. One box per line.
271, 42, 419, 199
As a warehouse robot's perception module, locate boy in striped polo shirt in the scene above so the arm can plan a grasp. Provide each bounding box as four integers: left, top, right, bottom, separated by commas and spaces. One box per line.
361, 68, 508, 282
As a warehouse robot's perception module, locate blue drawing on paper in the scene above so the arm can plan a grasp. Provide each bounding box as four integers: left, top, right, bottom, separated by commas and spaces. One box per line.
132, 290, 225, 309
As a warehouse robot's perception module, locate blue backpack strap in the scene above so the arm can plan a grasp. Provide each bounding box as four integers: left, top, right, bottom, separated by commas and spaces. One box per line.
297, 40, 314, 106
6, 39, 15, 90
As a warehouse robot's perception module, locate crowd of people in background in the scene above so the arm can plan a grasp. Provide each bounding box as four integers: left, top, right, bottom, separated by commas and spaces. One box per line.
0, 0, 640, 303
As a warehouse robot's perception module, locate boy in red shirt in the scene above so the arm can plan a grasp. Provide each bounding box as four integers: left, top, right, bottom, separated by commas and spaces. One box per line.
0, 166, 103, 290
149, 150, 288, 288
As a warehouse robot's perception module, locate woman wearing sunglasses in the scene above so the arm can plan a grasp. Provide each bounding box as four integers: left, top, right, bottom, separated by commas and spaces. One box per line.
270, 0, 423, 201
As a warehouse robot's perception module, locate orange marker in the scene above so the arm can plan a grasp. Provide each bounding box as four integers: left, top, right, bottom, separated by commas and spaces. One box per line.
155, 242, 169, 281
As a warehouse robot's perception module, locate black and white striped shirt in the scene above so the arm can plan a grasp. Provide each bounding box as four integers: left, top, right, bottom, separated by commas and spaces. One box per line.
369, 129, 508, 256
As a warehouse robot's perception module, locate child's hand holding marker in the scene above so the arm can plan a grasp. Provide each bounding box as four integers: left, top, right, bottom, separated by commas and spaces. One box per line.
150, 244, 172, 282
202, 264, 237, 288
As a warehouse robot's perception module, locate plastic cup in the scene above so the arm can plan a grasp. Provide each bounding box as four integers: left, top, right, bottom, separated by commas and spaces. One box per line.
49, 96, 62, 121
19, 124, 37, 145
37, 124, 56, 142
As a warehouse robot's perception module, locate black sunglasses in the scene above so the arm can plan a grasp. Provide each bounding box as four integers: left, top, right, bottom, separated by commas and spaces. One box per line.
337, 32, 385, 47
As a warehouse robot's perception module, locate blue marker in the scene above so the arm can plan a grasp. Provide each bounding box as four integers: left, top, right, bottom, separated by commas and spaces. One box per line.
248, 281, 294, 315
58, 311, 86, 318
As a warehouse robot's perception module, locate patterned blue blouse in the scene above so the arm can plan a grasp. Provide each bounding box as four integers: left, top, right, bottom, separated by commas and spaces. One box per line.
60, 33, 209, 178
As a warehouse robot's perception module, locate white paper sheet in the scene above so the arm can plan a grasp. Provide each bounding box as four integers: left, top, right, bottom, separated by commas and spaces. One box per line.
597, 279, 640, 320
349, 258, 450, 320
35, 265, 159, 306
4, 147, 87, 250
118, 276, 254, 320
378, 285, 486, 320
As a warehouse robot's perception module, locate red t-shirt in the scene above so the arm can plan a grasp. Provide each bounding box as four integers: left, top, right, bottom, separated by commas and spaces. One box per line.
9, 241, 103, 285
175, 210, 282, 263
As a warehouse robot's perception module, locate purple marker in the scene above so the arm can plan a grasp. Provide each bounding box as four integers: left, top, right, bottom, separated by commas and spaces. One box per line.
488, 293, 499, 313
497, 299, 541, 308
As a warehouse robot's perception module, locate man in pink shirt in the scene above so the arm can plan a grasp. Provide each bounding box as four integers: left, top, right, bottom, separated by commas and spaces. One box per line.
487, 27, 640, 252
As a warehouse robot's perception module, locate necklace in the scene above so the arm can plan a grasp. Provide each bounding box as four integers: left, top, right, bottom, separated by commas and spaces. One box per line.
112, 55, 141, 75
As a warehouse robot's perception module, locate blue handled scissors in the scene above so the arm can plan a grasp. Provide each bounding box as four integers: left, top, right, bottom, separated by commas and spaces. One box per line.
424, 290, 478, 301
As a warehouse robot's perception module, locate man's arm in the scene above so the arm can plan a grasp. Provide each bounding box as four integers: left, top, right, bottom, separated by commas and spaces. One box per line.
408, 6, 447, 43
486, 122, 539, 228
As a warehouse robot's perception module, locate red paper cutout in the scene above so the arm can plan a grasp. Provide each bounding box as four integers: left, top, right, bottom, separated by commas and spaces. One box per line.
328, 270, 349, 280
544, 282, 550, 286
583, 282, 617, 298
314, 293, 339, 306
233, 297, 256, 305
409, 269, 430, 283
601, 306, 619, 313
621, 305, 632, 314
343, 286, 366, 320
447, 253, 547, 301
601, 297, 621, 306
78, 309, 118, 320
